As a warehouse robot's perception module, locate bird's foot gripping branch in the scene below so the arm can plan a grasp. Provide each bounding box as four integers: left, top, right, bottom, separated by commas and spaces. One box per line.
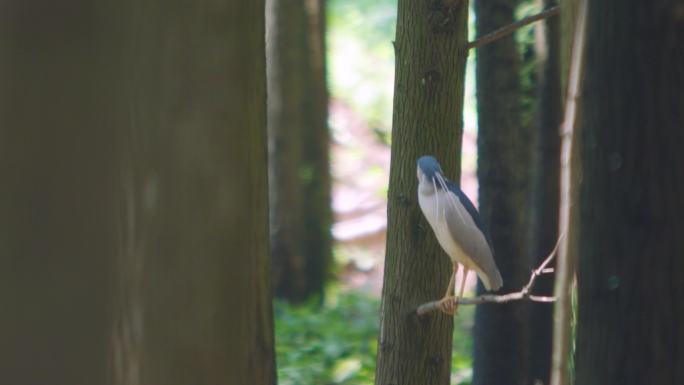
416, 236, 562, 316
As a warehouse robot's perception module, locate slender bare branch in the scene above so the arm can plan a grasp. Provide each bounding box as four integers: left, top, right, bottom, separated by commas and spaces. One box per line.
521, 234, 562, 293
416, 292, 556, 315
468, 6, 561, 50
416, 236, 563, 316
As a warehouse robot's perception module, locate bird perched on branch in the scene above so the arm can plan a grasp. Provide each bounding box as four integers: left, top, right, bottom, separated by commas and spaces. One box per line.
416, 155, 502, 315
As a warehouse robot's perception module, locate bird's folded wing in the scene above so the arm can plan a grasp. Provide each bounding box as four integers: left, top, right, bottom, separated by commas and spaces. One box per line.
444, 190, 502, 290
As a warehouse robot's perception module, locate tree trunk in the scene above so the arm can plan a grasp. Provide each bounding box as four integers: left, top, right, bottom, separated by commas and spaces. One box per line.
550, 2, 585, 384
575, 1, 684, 385
0, 4, 119, 383
267, 0, 331, 302
0, 2, 275, 384
374, 1, 468, 384
528, 0, 562, 383
266, 0, 308, 301
301, 0, 332, 300
472, 1, 532, 384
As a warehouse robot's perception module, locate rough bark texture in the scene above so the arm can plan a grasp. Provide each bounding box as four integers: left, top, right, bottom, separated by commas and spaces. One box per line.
575, 1, 684, 385
472, 0, 532, 384
266, 0, 308, 300
0, 2, 275, 384
374, 1, 468, 384
528, 0, 562, 383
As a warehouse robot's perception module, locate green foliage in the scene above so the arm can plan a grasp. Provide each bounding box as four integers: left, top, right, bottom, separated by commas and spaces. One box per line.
328, 0, 396, 49
451, 305, 476, 385
515, 1, 543, 131
275, 288, 476, 385
327, 0, 396, 136
275, 290, 379, 385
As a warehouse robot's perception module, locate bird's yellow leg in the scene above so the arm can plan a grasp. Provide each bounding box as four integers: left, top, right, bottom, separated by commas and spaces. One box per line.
444, 262, 458, 298
453, 268, 469, 315
438, 262, 459, 315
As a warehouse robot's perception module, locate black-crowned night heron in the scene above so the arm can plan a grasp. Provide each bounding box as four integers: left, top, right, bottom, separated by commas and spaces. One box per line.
416, 155, 503, 315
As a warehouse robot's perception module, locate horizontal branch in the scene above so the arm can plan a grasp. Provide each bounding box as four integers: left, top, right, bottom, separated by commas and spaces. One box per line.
468, 5, 561, 50
416, 235, 563, 316
416, 293, 555, 315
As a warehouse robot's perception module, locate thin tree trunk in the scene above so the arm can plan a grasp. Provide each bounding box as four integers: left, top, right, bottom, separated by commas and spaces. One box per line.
267, 0, 331, 302
266, 0, 308, 301
0, 2, 275, 384
374, 1, 468, 384
473, 0, 532, 384
551, 1, 585, 384
528, 0, 562, 383
575, 1, 684, 384
301, 0, 332, 299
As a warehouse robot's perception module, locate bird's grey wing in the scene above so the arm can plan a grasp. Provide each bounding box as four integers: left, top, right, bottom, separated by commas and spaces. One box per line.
444, 191, 503, 290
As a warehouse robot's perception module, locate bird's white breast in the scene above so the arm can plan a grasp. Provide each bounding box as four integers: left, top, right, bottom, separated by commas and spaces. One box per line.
418, 188, 469, 265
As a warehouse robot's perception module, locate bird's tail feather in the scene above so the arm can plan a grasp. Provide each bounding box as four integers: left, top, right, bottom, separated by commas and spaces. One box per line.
479, 268, 503, 291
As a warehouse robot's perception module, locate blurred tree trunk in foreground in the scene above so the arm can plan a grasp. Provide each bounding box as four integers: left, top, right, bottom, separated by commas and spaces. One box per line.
374, 1, 468, 384
267, 0, 331, 302
528, 0, 561, 383
575, 1, 684, 384
0, 1, 275, 384
0, 4, 119, 383
473, 0, 532, 384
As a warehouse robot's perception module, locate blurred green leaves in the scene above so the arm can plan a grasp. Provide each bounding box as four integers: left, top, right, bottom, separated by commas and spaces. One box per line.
328, 0, 396, 49
275, 289, 476, 385
327, 0, 396, 136
275, 290, 379, 385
